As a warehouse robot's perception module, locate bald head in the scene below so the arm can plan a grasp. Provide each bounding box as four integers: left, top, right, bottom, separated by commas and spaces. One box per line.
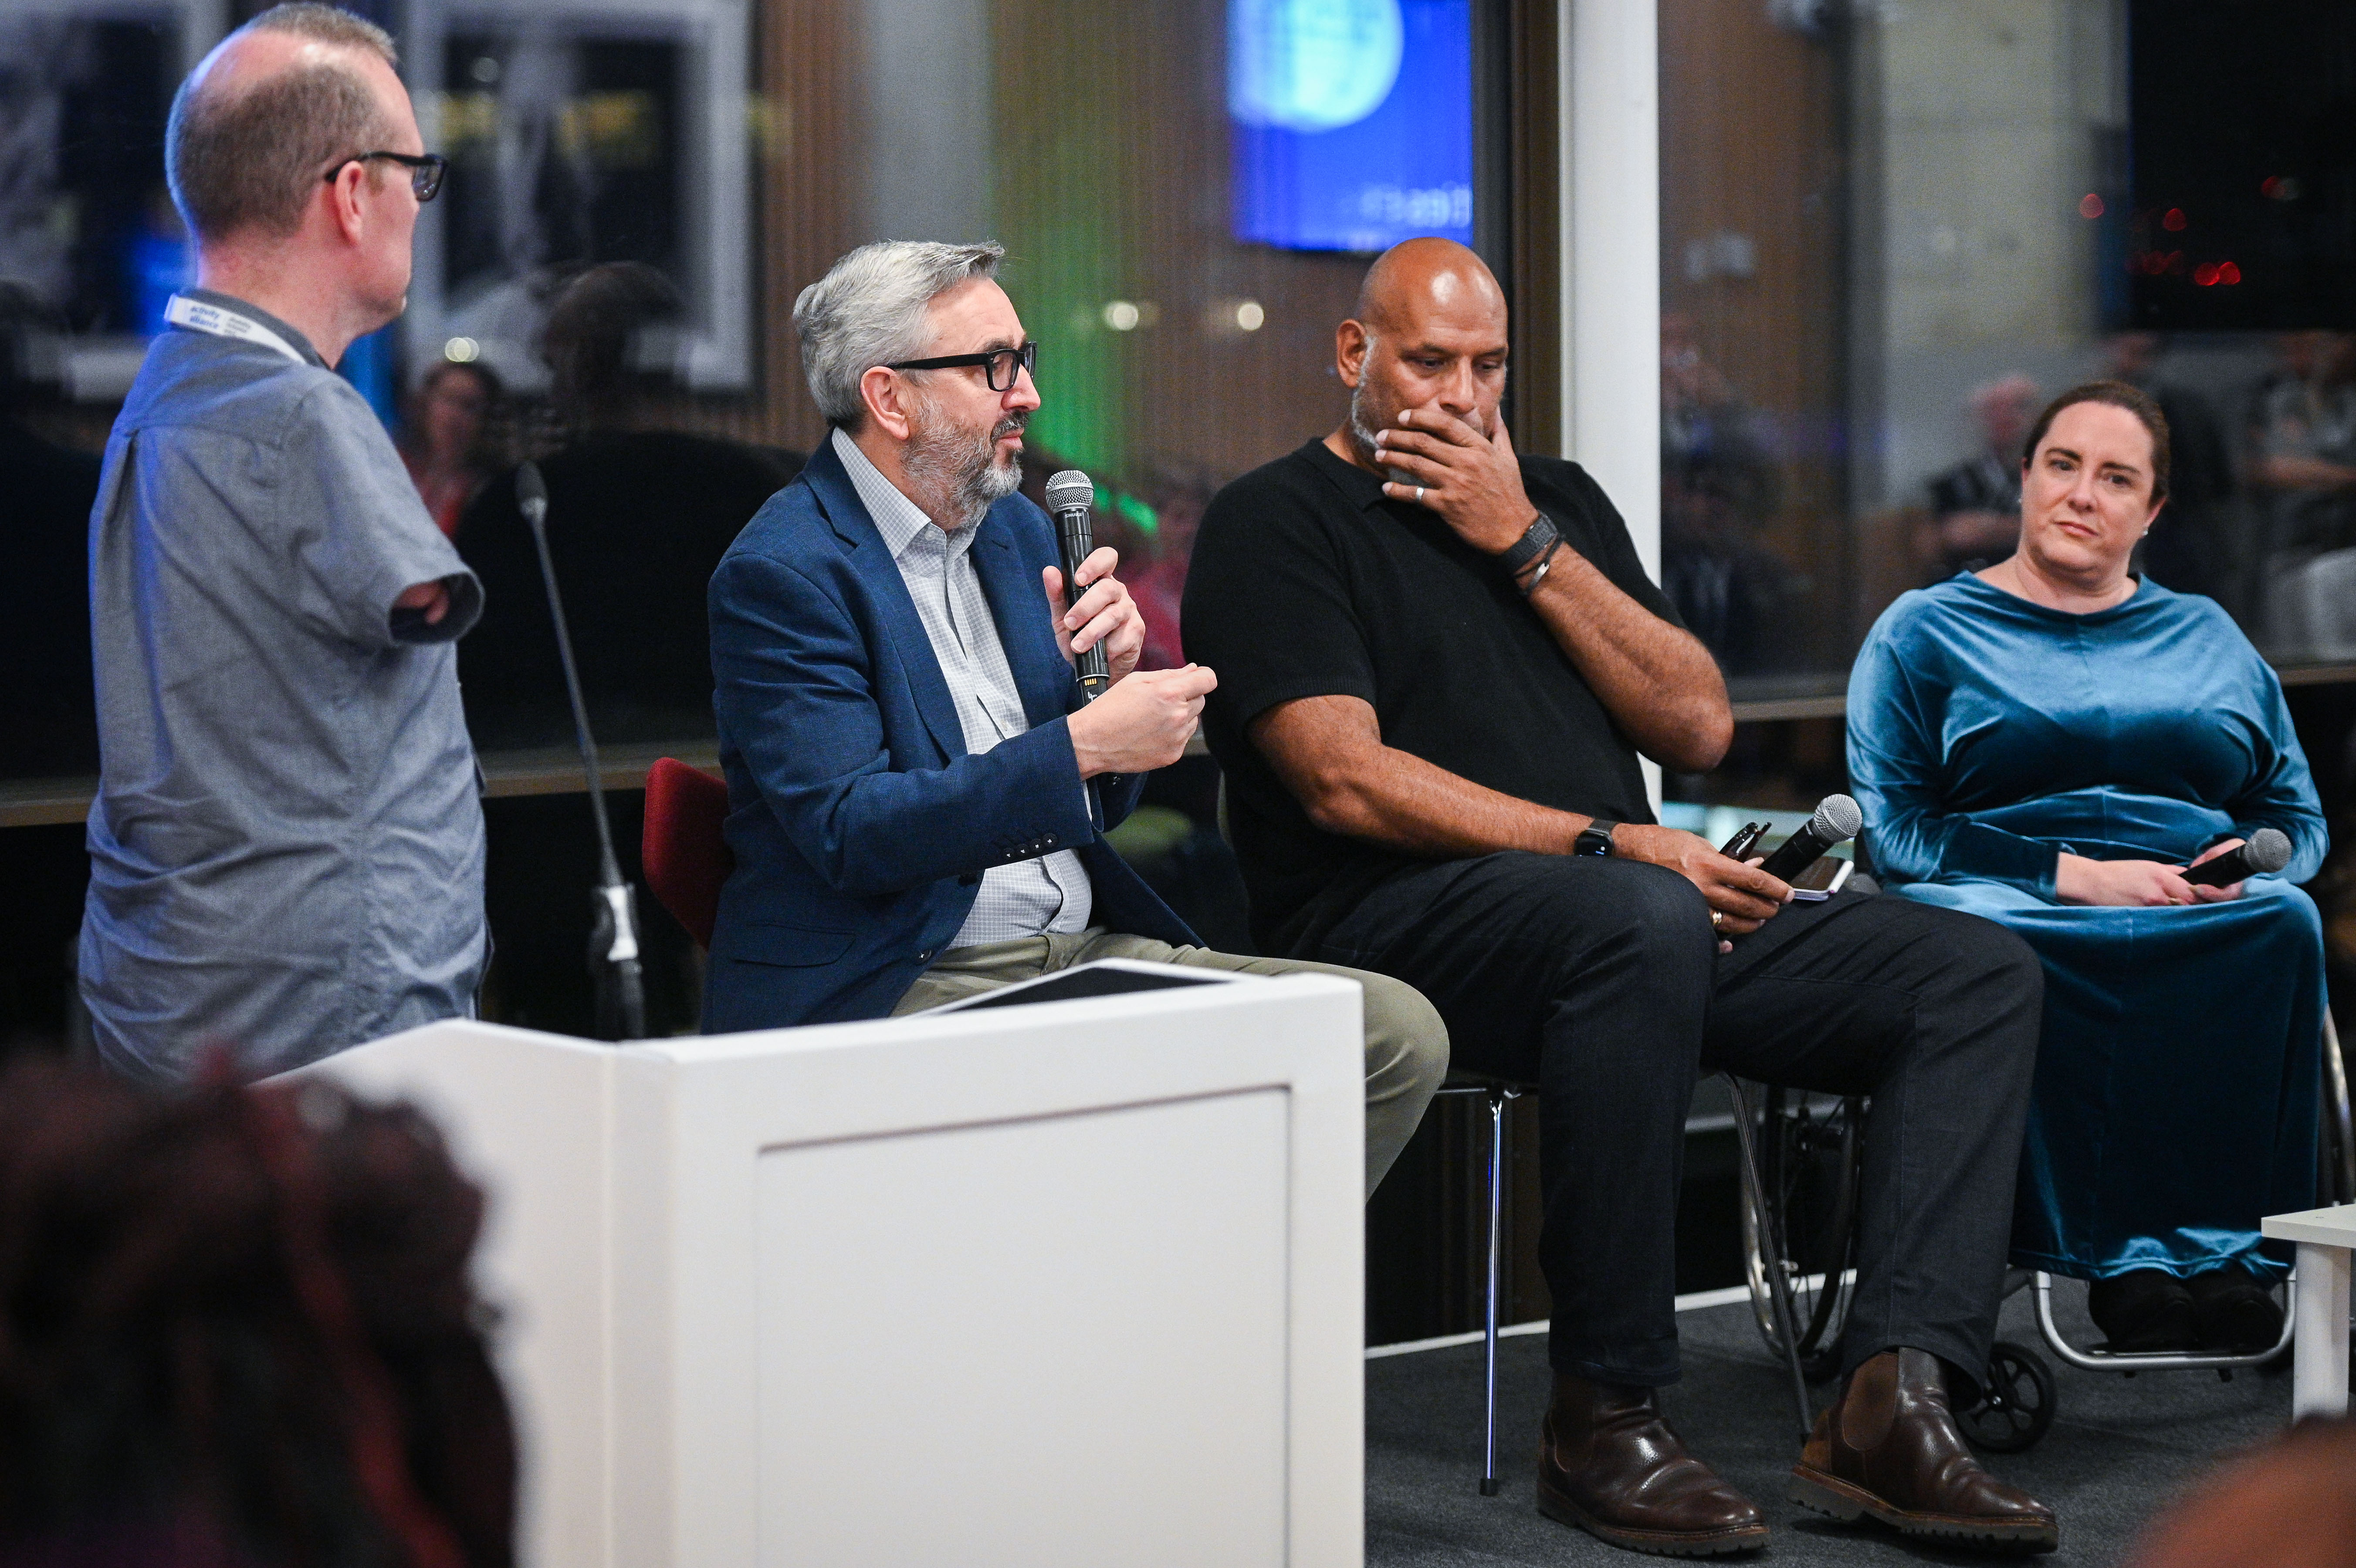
1353, 237, 1506, 338
168, 4, 405, 245
1329, 237, 1511, 467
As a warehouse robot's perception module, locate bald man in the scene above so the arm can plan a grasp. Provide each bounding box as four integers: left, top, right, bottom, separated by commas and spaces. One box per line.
81, 4, 485, 1081
1183, 240, 2056, 1556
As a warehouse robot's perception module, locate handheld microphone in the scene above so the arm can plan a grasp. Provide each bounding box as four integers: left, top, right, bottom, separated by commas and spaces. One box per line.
2183, 828, 2291, 887
1755, 794, 1864, 885
516, 461, 646, 1042
1044, 469, 1111, 701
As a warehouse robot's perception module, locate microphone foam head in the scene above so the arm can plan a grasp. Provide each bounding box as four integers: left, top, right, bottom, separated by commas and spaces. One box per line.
1044, 469, 1094, 513
2244, 827, 2292, 874
516, 461, 547, 508
1814, 794, 1863, 842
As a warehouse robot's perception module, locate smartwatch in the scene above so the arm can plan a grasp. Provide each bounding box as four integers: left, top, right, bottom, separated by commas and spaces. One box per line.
1574, 819, 1620, 857
1497, 514, 1561, 578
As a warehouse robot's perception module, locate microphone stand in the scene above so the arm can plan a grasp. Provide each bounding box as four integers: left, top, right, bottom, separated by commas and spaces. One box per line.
517, 462, 646, 1042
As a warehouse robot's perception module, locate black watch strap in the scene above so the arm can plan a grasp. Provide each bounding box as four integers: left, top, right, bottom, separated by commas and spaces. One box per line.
1575, 819, 1620, 857
1497, 514, 1561, 577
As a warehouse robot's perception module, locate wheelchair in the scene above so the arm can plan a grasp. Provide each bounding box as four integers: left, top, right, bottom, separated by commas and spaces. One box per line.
1731, 1011, 2355, 1451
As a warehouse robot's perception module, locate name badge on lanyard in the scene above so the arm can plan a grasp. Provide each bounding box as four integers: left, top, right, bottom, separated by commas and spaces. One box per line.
162, 294, 308, 366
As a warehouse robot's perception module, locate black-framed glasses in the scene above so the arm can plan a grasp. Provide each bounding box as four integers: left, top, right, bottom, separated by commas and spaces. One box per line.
885, 340, 1038, 392
325, 150, 449, 203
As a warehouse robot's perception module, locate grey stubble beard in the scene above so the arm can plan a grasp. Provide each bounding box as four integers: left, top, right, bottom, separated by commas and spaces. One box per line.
904, 394, 1027, 530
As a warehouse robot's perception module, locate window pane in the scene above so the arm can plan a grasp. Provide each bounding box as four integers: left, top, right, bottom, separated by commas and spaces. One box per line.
1661, 0, 2356, 704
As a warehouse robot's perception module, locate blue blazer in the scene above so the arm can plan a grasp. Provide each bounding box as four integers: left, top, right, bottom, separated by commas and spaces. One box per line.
701, 437, 1197, 1031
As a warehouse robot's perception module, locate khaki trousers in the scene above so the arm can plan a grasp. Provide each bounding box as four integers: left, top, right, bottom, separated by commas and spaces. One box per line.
893, 928, 1449, 1197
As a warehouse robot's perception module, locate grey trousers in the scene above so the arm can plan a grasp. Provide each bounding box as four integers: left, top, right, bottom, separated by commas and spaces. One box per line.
893, 928, 1450, 1197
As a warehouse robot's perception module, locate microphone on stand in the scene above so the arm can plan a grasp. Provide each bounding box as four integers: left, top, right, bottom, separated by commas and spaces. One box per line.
517, 461, 646, 1042
2183, 828, 2291, 888
1754, 794, 1865, 886
1044, 469, 1113, 830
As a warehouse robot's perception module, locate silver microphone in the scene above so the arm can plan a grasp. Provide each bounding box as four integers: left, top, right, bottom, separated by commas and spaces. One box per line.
1755, 794, 1864, 885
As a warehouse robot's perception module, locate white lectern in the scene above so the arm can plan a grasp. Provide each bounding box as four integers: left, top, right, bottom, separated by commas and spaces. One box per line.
290, 969, 1365, 1568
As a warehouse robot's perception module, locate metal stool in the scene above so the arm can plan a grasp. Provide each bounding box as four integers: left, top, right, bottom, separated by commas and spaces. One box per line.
1432, 1072, 1533, 1495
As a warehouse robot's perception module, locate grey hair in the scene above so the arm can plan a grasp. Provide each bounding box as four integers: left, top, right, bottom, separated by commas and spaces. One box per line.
167, 4, 400, 245
793, 240, 1005, 428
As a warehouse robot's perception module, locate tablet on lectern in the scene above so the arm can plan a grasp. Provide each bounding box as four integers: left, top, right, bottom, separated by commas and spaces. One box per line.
927, 957, 1245, 1014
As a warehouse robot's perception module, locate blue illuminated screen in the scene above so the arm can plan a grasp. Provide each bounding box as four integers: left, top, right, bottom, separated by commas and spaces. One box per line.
1229, 0, 1473, 253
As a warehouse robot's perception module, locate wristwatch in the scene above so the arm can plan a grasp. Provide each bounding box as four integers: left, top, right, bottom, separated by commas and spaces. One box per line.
1497, 514, 1561, 578
1574, 819, 1620, 857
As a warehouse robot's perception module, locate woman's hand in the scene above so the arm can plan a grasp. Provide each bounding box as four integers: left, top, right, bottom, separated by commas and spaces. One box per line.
2054, 852, 2197, 907
2180, 838, 2249, 903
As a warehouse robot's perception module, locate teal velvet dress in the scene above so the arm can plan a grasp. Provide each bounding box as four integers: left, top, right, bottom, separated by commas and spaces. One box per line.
1847, 573, 2328, 1281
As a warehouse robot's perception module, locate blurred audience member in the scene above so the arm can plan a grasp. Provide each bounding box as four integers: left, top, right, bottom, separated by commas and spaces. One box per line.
2249, 331, 2356, 658
403, 358, 503, 539
456, 261, 801, 749
2126, 1419, 2356, 1568
1922, 373, 2038, 580
0, 282, 100, 781
454, 262, 800, 1038
1660, 313, 1794, 674
2107, 332, 2236, 605
0, 1060, 515, 1566
1127, 464, 1214, 671
2250, 330, 2356, 562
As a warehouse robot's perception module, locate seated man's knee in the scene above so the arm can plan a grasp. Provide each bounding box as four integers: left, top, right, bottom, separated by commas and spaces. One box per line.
1362, 972, 1450, 1103
1577, 859, 1716, 965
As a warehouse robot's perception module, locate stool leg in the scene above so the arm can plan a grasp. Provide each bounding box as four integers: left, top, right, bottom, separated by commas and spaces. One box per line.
1481, 1089, 1507, 1496
2293, 1243, 2351, 1421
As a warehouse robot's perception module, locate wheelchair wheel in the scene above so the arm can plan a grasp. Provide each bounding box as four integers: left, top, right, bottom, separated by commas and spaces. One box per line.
1955, 1341, 2056, 1454
1740, 1088, 1864, 1381
2322, 1011, 2353, 1206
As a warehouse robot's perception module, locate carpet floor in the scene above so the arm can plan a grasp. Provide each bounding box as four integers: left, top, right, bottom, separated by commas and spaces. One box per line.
1367, 1280, 2291, 1566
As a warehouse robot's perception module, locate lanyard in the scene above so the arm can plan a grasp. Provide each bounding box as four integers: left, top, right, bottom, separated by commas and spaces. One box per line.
162, 294, 308, 366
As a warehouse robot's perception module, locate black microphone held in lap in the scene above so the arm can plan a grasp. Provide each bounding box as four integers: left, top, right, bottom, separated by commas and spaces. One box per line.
1755, 794, 1865, 885
1044, 469, 1112, 701
2183, 828, 2291, 887
517, 461, 647, 1042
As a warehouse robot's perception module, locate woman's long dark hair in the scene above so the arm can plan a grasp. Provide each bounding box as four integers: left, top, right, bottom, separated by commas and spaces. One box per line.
0, 1062, 515, 1566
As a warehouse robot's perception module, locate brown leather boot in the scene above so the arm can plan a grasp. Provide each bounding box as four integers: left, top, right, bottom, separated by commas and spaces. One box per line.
1789, 1348, 2058, 1552
1536, 1371, 1769, 1557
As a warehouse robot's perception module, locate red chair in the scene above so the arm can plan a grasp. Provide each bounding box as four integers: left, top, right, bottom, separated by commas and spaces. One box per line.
642, 757, 732, 950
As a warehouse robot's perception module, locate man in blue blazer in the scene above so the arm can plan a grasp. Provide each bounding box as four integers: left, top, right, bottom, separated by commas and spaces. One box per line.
703, 240, 1447, 1196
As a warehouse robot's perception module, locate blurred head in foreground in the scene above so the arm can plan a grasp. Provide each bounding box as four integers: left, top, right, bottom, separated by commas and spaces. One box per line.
2127, 1418, 2356, 1568
0, 1061, 514, 1566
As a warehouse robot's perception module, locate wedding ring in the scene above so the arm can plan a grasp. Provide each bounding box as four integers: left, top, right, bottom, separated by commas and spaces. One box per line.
1413, 485, 1425, 504
1710, 911, 1725, 930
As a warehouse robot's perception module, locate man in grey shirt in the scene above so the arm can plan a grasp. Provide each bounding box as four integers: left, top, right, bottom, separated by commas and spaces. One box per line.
81, 3, 485, 1082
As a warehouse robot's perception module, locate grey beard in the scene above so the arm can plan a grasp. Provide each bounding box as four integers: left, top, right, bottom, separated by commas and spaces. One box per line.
1348, 384, 1413, 488
906, 409, 1026, 529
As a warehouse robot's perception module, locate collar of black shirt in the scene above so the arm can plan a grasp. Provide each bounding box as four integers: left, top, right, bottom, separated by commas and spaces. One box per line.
1303, 438, 1396, 512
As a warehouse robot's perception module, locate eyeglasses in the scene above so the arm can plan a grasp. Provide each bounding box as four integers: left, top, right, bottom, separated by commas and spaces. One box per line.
885, 340, 1038, 392
325, 151, 449, 203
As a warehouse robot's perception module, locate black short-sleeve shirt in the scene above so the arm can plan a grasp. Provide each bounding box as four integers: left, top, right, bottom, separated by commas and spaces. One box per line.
1181, 438, 1683, 952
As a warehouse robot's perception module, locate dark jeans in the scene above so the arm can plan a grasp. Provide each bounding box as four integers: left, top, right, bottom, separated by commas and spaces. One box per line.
1307, 852, 2042, 1388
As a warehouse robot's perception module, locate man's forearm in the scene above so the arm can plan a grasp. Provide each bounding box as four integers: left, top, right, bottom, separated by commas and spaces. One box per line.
1524, 548, 1730, 771
1252, 699, 1590, 858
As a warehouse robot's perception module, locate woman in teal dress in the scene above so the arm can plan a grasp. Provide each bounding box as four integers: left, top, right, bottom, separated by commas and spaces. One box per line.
1848, 381, 2328, 1353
